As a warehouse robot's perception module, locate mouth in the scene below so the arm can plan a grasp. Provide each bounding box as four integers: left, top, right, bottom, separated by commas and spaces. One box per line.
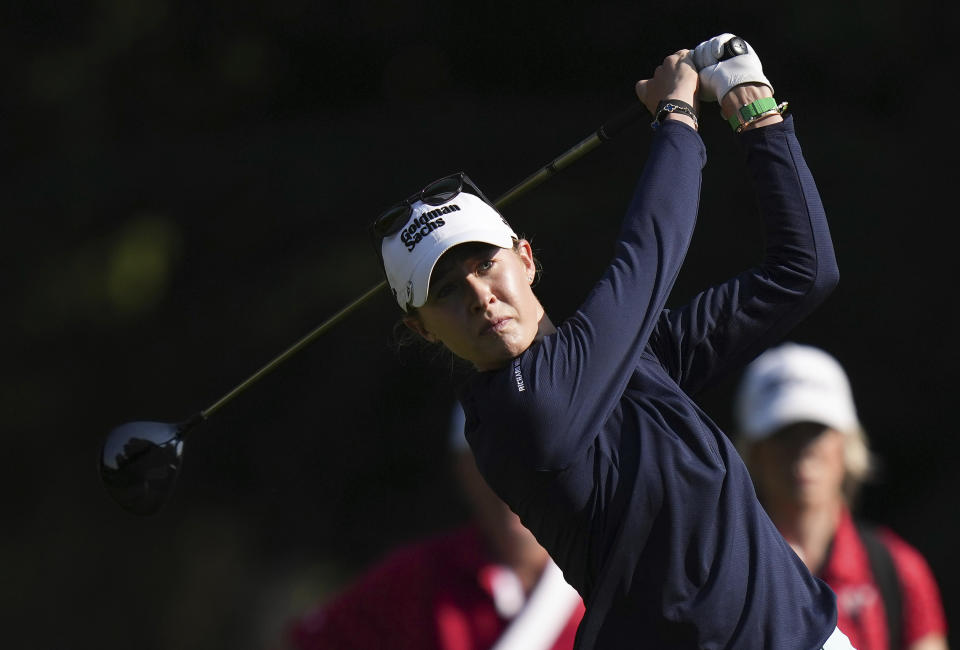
479, 317, 511, 336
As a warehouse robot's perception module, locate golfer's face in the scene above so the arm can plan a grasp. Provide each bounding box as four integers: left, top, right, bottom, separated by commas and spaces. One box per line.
412, 241, 542, 371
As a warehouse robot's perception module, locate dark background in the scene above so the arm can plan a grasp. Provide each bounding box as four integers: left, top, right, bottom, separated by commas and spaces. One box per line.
5, 1, 957, 648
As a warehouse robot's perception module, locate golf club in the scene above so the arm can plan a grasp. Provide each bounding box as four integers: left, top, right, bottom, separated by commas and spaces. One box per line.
99, 38, 751, 516
99, 101, 650, 516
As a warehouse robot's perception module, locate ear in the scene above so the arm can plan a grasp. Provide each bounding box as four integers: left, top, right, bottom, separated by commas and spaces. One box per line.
516, 239, 536, 282
403, 314, 437, 343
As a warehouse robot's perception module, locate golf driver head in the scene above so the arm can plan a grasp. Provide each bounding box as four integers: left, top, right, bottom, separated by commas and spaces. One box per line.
100, 421, 186, 516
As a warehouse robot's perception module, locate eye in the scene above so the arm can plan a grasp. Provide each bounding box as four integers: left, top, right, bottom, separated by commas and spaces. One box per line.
476, 259, 494, 273
433, 281, 457, 300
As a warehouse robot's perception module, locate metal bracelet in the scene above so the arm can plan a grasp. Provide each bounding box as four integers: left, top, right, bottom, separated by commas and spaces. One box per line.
651, 99, 699, 131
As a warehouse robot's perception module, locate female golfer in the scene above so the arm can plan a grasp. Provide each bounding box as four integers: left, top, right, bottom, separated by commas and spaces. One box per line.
372, 34, 853, 649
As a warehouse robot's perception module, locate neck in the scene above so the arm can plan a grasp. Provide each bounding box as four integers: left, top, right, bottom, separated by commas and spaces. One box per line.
767, 498, 844, 573
536, 312, 557, 340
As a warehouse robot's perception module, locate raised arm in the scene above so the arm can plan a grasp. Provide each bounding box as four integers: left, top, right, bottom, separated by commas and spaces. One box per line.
471, 52, 708, 467
651, 34, 838, 394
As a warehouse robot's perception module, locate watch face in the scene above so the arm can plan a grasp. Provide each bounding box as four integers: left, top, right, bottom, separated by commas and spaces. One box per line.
724, 37, 748, 58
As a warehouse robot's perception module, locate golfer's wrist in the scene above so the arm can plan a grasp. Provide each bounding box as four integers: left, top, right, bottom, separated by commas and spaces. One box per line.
657, 91, 698, 130
662, 112, 698, 130
720, 83, 774, 119
720, 83, 783, 133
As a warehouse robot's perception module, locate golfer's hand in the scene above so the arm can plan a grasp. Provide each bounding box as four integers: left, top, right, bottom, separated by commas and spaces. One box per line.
635, 50, 699, 120
693, 34, 773, 102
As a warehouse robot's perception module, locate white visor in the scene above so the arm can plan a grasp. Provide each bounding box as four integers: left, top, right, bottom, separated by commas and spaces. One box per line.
380, 191, 517, 311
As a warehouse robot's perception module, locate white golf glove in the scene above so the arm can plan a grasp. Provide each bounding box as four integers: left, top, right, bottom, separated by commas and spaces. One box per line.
693, 33, 773, 103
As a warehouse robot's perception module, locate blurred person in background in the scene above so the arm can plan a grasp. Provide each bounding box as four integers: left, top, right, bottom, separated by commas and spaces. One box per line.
284, 401, 584, 650
734, 342, 948, 650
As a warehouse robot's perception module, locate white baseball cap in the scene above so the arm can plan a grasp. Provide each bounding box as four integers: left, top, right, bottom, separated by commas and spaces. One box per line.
378, 189, 517, 312
734, 342, 860, 441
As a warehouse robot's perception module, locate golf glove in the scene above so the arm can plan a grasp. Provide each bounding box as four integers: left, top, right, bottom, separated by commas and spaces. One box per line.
693, 33, 773, 103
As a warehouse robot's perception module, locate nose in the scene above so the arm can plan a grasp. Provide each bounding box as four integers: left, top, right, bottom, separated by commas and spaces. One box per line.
465, 275, 495, 312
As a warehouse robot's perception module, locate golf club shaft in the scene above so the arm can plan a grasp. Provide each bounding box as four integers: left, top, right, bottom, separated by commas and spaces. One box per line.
198, 100, 649, 422
200, 280, 386, 419
495, 102, 647, 209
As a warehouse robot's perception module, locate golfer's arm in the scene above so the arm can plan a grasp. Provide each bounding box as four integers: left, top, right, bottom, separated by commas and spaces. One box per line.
650, 115, 837, 394
515, 122, 706, 468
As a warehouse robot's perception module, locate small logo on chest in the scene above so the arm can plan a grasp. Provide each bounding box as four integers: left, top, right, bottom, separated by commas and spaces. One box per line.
512, 358, 526, 392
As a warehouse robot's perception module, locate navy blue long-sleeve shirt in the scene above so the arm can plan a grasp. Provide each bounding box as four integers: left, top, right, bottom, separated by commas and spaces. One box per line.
460, 116, 840, 649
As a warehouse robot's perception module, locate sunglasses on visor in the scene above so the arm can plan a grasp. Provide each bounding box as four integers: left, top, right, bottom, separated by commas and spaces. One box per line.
370, 172, 495, 240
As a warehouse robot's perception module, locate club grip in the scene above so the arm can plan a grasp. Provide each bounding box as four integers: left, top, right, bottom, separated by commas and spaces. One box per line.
597, 101, 648, 141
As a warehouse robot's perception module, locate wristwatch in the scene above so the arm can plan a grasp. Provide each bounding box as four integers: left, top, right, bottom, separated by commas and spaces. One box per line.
651, 99, 698, 130
727, 97, 782, 132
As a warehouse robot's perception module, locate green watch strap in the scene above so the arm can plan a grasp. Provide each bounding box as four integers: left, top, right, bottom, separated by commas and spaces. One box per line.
727, 97, 778, 131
